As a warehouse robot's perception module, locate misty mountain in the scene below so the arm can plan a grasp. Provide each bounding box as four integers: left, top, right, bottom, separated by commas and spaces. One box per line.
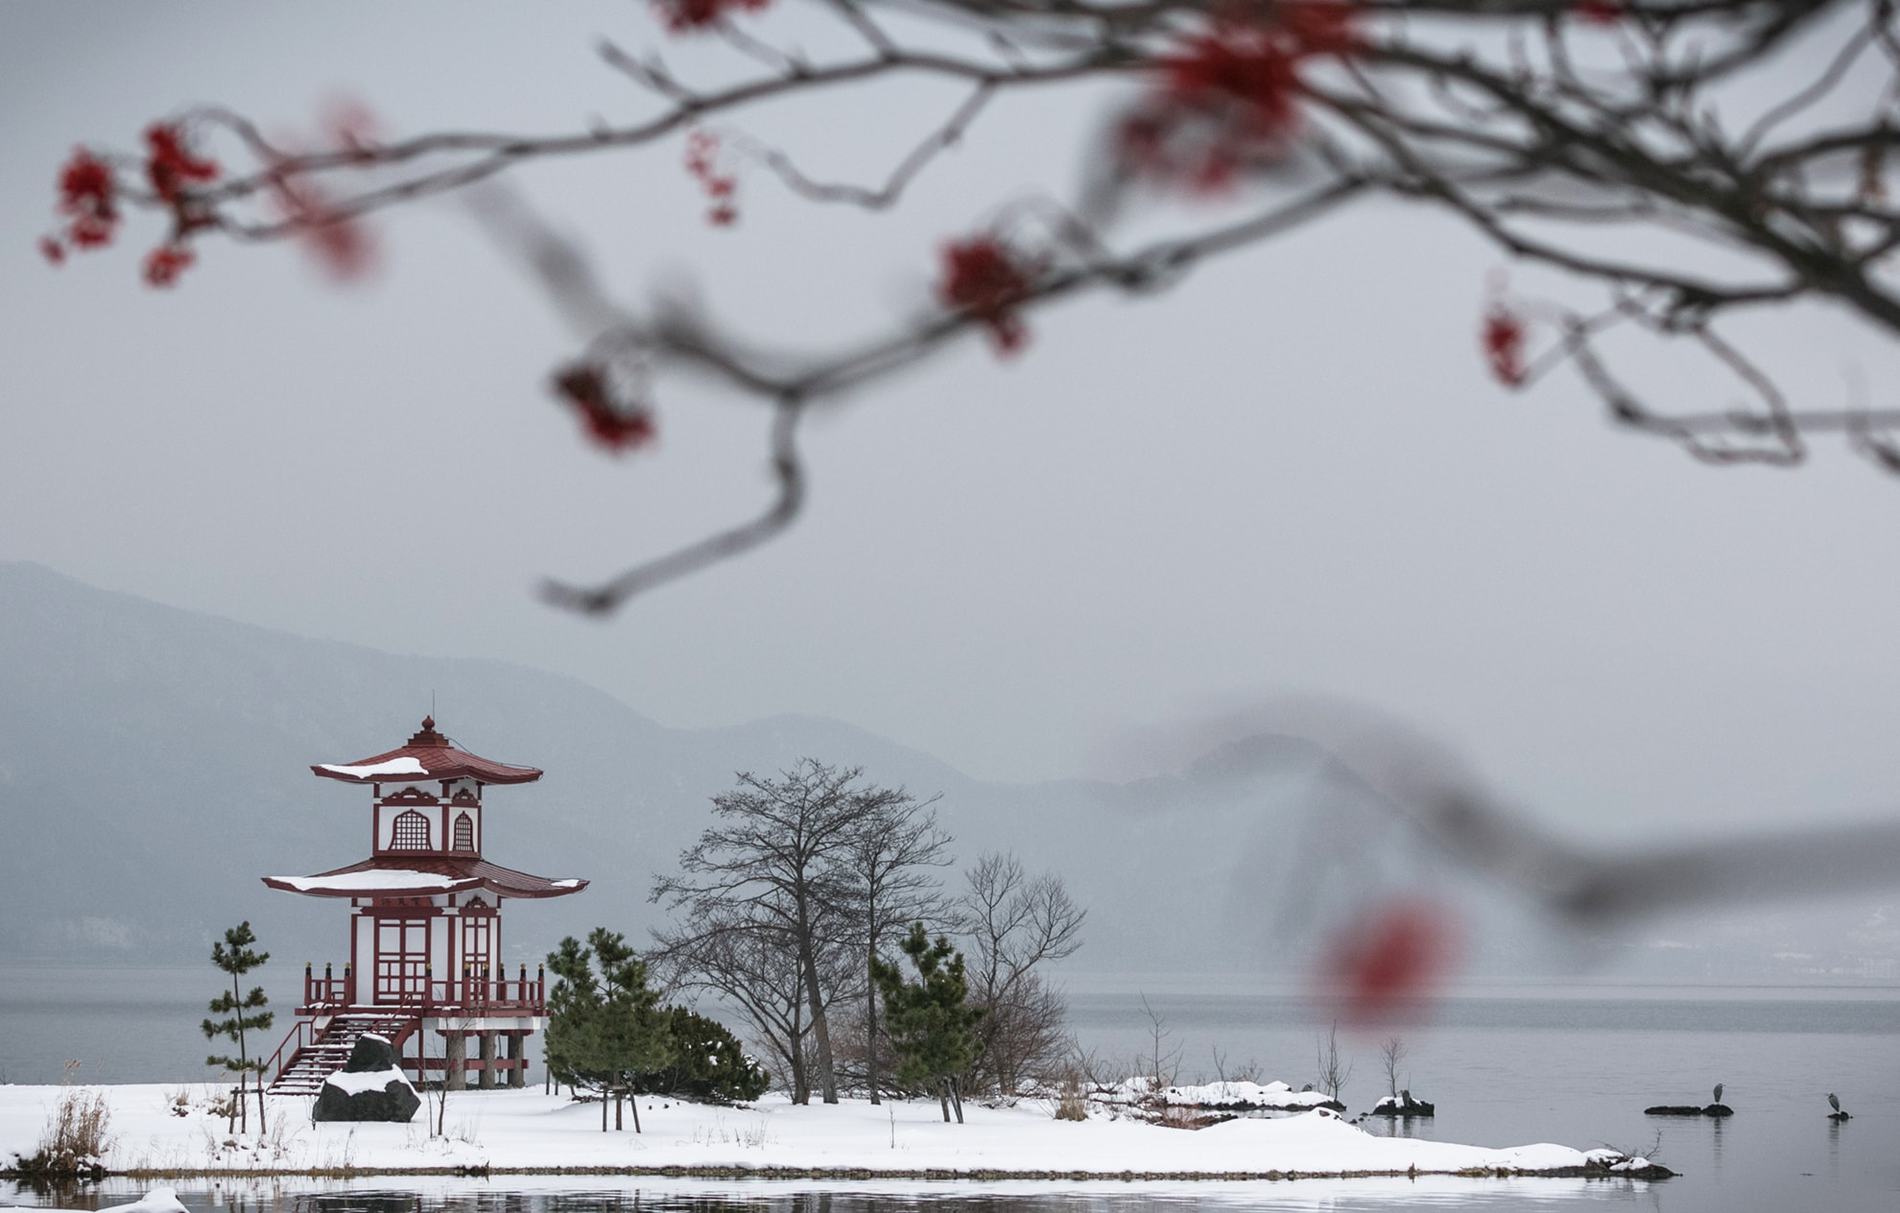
3, 562, 1889, 985
0, 561, 1337, 975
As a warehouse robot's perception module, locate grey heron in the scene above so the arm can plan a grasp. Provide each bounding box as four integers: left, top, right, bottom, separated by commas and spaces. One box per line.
1713, 1083, 1724, 1104
1828, 1093, 1842, 1113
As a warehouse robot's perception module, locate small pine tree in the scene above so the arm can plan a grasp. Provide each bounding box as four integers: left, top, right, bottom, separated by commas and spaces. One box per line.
632, 1006, 770, 1103
545, 928, 674, 1132
873, 922, 983, 1123
202, 921, 273, 1134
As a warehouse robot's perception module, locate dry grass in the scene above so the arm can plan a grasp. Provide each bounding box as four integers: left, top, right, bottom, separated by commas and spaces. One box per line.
1053, 1075, 1088, 1122
11, 1088, 113, 1177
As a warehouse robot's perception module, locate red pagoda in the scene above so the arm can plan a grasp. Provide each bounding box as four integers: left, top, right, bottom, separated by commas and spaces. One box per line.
260, 716, 587, 1094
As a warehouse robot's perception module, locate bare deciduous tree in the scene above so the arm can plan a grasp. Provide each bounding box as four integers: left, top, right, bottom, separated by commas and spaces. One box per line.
956, 851, 1087, 1095
837, 785, 952, 1104
1316, 1019, 1353, 1100
1138, 993, 1183, 1092
651, 760, 876, 1103
1378, 1034, 1407, 1098
651, 910, 854, 1101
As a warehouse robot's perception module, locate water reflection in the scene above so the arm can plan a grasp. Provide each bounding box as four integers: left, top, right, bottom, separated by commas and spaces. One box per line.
1, 1175, 1652, 1213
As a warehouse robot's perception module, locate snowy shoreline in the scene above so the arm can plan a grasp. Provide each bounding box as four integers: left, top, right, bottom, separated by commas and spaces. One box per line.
0, 1085, 1670, 1184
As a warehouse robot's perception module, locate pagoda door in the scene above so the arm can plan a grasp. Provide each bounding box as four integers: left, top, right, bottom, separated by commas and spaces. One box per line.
373, 916, 429, 1004
460, 904, 496, 1003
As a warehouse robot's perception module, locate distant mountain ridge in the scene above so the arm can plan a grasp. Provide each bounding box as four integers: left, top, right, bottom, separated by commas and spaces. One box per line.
0, 561, 1317, 973
3, 561, 1888, 984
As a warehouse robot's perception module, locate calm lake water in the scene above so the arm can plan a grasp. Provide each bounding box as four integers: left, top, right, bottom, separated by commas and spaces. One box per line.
3, 966, 1897, 1212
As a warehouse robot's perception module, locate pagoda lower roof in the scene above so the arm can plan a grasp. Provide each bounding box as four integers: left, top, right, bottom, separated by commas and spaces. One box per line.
263, 856, 587, 899
312, 716, 542, 786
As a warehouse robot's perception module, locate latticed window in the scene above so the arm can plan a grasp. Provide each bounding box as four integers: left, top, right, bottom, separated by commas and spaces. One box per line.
390, 808, 431, 850
452, 812, 475, 852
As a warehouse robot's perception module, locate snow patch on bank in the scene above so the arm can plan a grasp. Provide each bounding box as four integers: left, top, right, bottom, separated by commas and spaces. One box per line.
1098, 1077, 1340, 1111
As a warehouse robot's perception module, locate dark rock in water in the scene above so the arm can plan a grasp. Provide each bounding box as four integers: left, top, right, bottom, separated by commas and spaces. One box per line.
1828, 1111, 1853, 1121
312, 1033, 420, 1123
1644, 1103, 1733, 1117
1368, 1091, 1436, 1117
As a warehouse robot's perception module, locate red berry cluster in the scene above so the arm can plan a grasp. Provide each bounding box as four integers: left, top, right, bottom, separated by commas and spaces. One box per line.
1118, 3, 1358, 192
553, 363, 658, 453
652, 0, 771, 34
1324, 897, 1460, 1024
145, 123, 220, 207
936, 236, 1036, 356
684, 131, 739, 227
44, 123, 222, 287
50, 148, 119, 253
1481, 306, 1528, 387
142, 244, 197, 288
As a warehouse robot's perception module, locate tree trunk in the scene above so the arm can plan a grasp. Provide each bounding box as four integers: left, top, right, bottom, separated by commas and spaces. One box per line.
614, 1091, 623, 1131
601, 1090, 608, 1132
796, 919, 839, 1104
630, 1091, 643, 1134
950, 1077, 964, 1125
938, 1080, 951, 1123
255, 1071, 268, 1135
865, 937, 881, 1105
231, 973, 248, 1134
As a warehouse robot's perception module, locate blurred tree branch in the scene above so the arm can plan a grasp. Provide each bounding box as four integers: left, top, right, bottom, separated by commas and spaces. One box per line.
49, 0, 1900, 610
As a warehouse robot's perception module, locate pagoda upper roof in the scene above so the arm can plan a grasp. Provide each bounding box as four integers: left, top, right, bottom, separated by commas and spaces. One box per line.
311, 716, 542, 786
263, 855, 587, 899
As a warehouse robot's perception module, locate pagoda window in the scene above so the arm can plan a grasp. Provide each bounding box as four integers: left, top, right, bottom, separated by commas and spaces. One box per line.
451, 812, 475, 852
390, 808, 432, 851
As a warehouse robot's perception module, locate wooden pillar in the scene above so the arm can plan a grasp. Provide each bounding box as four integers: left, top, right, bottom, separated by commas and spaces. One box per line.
506, 1033, 525, 1088
478, 1032, 497, 1089
445, 1032, 467, 1091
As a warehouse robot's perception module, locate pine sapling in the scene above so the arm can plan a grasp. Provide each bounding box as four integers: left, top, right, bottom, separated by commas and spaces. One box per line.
203, 921, 273, 1134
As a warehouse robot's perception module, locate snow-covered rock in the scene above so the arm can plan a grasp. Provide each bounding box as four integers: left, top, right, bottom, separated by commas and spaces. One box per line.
313, 1034, 419, 1123
1368, 1091, 1435, 1117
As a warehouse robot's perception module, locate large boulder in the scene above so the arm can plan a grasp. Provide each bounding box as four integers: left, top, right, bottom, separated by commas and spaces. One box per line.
312, 1033, 420, 1123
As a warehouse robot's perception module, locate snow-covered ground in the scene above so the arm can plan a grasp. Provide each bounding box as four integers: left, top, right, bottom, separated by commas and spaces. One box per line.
0, 1084, 1664, 1181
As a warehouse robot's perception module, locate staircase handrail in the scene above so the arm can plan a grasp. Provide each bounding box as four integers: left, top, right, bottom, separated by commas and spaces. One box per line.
263, 1017, 311, 1085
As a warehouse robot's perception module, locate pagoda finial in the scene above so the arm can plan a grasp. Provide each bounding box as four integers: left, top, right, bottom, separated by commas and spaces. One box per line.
408, 715, 446, 746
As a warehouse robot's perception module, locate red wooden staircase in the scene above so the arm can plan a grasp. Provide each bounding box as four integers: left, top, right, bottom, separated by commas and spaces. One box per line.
265, 1011, 419, 1096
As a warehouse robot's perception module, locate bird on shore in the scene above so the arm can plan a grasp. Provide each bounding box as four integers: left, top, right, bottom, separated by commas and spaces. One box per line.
1713, 1082, 1724, 1104
1828, 1093, 1841, 1113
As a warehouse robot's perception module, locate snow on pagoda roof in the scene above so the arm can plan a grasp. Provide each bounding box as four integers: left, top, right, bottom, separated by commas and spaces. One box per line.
310, 716, 542, 786
267, 868, 468, 894
315, 757, 429, 779
263, 856, 588, 899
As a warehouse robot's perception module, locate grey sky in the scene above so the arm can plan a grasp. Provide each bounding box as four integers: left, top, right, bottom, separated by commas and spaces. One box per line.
3, 1, 1898, 844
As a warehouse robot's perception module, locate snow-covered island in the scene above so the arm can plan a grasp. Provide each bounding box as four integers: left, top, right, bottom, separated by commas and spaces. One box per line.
0, 1084, 1671, 1182
1092, 1078, 1344, 1113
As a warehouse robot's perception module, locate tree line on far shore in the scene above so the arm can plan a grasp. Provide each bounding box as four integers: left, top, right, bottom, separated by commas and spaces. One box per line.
547, 758, 1085, 1125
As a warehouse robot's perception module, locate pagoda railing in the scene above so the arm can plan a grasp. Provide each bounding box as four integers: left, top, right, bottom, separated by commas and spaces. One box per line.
299, 961, 546, 1015
302, 963, 350, 1009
